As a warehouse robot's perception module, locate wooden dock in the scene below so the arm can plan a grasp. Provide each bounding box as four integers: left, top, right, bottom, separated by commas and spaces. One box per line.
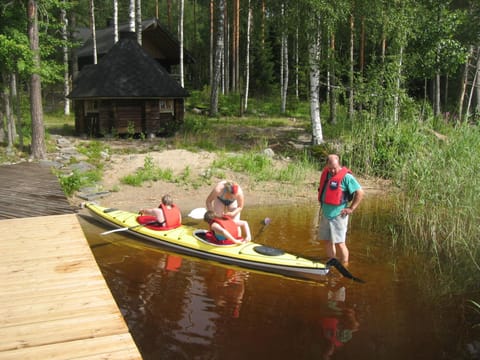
0, 162, 75, 219
0, 214, 142, 359
0, 163, 142, 359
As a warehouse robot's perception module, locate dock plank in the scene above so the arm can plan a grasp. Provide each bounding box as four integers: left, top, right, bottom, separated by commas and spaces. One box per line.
0, 214, 141, 359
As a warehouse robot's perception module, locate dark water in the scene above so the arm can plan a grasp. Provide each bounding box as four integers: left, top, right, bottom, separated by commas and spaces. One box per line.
78, 196, 473, 360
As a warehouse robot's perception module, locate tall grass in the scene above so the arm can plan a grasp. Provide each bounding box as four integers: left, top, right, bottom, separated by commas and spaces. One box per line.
342, 115, 480, 293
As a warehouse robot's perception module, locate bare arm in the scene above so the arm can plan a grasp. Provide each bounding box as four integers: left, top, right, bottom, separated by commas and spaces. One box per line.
211, 222, 243, 244
341, 188, 364, 216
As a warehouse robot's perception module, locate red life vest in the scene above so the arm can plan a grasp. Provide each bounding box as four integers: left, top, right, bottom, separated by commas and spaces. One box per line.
318, 166, 352, 205
211, 216, 242, 240
159, 203, 182, 229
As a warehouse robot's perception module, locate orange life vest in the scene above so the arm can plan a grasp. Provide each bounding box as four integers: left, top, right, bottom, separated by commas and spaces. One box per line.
318, 166, 352, 205
159, 203, 182, 229
211, 216, 242, 240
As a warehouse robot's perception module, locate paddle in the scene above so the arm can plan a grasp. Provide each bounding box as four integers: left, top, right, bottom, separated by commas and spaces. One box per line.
326, 258, 365, 283
254, 217, 271, 239
188, 207, 207, 220
100, 221, 159, 235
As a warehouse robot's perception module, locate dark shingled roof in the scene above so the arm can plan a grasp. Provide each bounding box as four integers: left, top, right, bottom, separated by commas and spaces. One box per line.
75, 18, 194, 65
69, 32, 188, 99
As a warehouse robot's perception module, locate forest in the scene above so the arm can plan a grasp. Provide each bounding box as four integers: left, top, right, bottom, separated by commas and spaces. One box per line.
1, 1, 480, 292
0, 0, 479, 156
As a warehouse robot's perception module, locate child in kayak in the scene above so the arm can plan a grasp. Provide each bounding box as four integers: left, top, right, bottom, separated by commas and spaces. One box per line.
203, 210, 251, 245
139, 194, 182, 229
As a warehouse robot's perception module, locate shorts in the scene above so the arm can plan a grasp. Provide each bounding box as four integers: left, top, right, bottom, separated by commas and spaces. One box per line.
318, 214, 349, 244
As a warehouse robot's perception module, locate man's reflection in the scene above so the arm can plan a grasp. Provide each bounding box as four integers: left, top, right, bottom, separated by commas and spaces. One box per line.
320, 280, 360, 358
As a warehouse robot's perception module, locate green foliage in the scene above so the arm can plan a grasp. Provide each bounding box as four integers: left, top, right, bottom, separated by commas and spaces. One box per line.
76, 141, 109, 167
58, 170, 83, 196
120, 155, 174, 186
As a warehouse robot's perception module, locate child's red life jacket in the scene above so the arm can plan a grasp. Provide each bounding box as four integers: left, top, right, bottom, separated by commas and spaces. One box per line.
159, 203, 181, 229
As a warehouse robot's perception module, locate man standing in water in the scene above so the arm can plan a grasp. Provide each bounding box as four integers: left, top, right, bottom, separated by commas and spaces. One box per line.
317, 154, 364, 265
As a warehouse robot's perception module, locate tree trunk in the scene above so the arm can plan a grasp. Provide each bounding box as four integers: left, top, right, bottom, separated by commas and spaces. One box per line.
234, 0, 240, 92
70, 12, 79, 81
2, 72, 14, 154
210, 0, 225, 117
329, 34, 337, 125
475, 46, 480, 118
27, 0, 46, 159
61, 2, 70, 115
243, 0, 252, 112
434, 72, 441, 116
393, 44, 404, 124
129, 0, 135, 32
209, 0, 214, 89
280, 3, 288, 114
309, 16, 323, 145
295, 27, 299, 99
223, 4, 229, 94
457, 48, 471, 123
179, 0, 184, 87
377, 35, 386, 116
167, 0, 172, 30
136, 0, 142, 44
114, 0, 118, 43
348, 11, 354, 120
13, 72, 23, 150
90, 0, 97, 64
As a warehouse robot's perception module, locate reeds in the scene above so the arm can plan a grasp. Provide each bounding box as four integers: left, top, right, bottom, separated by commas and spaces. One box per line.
345, 116, 480, 292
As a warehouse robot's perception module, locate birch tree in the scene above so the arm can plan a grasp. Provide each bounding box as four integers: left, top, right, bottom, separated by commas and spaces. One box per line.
90, 0, 97, 64
61, 1, 70, 115
136, 0, 142, 44
210, 0, 226, 116
129, 0, 135, 32
308, 13, 323, 145
280, 3, 288, 114
243, 0, 252, 112
179, 0, 184, 87
114, 0, 118, 43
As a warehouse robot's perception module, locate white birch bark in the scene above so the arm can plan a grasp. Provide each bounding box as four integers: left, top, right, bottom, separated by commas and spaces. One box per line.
393, 44, 404, 124
136, 0, 142, 44
243, 0, 252, 111
129, 0, 135, 33
457, 46, 472, 122
179, 0, 184, 87
61, 3, 70, 115
309, 16, 323, 145
90, 0, 97, 64
114, 0, 118, 43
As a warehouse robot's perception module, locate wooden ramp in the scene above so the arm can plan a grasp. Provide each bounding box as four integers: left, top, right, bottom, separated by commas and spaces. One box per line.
0, 162, 75, 219
0, 214, 142, 360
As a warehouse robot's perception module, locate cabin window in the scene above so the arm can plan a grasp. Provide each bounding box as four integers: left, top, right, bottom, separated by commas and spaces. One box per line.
159, 99, 173, 113
84, 100, 98, 113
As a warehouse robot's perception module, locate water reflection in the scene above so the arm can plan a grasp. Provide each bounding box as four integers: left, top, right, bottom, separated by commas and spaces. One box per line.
78, 195, 467, 359
320, 281, 360, 359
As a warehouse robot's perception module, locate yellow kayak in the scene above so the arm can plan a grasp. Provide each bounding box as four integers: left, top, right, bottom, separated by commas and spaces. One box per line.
84, 202, 331, 281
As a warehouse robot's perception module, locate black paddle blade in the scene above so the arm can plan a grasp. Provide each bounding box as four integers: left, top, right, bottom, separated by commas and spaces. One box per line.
326, 258, 365, 283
